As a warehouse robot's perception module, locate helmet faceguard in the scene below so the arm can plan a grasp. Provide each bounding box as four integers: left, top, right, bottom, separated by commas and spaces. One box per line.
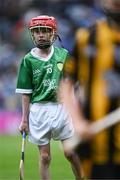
28, 15, 58, 49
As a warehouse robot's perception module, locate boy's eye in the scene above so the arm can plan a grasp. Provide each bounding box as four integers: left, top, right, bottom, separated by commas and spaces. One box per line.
35, 29, 39, 33
46, 29, 52, 33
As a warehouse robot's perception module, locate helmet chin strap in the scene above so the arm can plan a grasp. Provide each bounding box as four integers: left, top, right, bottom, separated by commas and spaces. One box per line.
57, 35, 64, 48
36, 42, 51, 49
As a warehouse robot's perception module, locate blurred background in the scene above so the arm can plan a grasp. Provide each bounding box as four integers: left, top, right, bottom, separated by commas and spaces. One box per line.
0, 0, 104, 135
1, 0, 120, 179
1, 0, 119, 179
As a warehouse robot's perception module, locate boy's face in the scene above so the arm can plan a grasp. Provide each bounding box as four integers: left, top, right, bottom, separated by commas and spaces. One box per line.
31, 27, 56, 49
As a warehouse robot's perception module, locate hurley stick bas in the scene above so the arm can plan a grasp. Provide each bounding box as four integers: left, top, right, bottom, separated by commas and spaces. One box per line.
19, 131, 26, 180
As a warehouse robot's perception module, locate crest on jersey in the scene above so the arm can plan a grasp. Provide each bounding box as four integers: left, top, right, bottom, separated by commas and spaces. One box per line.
57, 62, 63, 71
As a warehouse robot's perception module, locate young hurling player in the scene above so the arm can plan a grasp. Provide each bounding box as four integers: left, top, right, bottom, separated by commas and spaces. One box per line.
16, 15, 83, 180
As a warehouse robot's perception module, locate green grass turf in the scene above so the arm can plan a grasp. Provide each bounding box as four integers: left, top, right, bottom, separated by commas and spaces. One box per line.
0, 135, 74, 180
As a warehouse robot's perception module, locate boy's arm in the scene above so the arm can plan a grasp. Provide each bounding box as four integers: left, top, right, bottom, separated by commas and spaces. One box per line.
19, 94, 31, 134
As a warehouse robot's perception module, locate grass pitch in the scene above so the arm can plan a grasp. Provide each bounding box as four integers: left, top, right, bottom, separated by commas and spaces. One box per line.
0, 135, 74, 180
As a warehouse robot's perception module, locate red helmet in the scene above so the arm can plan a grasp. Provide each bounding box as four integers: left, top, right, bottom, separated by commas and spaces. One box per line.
28, 15, 57, 32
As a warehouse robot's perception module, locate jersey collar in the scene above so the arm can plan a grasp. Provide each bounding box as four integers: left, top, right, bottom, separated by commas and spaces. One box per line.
30, 46, 54, 61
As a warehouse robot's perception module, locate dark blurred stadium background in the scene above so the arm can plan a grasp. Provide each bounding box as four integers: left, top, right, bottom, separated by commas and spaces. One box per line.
0, 0, 104, 134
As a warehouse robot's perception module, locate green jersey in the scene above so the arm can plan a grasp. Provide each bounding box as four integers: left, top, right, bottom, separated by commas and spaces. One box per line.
16, 46, 68, 103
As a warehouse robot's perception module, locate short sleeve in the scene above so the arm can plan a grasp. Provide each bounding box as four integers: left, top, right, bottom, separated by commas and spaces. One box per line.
16, 58, 32, 94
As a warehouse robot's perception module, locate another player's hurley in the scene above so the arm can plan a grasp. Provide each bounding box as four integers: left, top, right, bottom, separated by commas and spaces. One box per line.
65, 107, 120, 151
19, 131, 26, 180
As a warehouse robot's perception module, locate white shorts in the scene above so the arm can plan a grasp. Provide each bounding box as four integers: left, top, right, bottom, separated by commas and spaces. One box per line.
28, 102, 74, 145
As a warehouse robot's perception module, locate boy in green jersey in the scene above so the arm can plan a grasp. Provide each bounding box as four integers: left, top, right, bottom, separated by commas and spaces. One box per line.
16, 15, 83, 179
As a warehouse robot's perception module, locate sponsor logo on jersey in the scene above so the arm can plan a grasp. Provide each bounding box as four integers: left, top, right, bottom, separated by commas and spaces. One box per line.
57, 62, 63, 71
43, 79, 57, 91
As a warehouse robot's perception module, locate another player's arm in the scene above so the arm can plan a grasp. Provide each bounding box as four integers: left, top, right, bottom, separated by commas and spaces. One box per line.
19, 94, 31, 134
59, 78, 90, 139
59, 54, 91, 141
